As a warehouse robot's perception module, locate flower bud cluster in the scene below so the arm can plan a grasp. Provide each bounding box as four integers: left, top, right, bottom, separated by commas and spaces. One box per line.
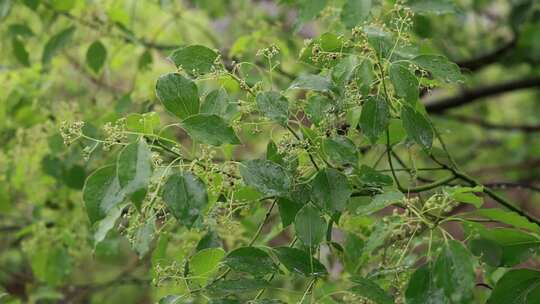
60, 121, 85, 146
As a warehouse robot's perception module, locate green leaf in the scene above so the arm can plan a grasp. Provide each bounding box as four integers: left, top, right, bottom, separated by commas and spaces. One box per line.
294, 203, 326, 246
310, 168, 352, 213
125, 112, 160, 134
0, 0, 11, 20
343, 233, 364, 274
340, 0, 372, 28
355, 59, 375, 95
468, 238, 503, 266
288, 74, 332, 92
169, 45, 218, 76
223, 247, 277, 276
273, 247, 327, 277
407, 0, 456, 15
277, 197, 304, 227
138, 49, 153, 70
365, 26, 394, 59
360, 96, 389, 144
349, 277, 394, 304
405, 264, 448, 304
467, 225, 540, 267
201, 88, 238, 121
12, 37, 30, 67
83, 165, 125, 224
322, 135, 358, 166
30, 245, 72, 286
332, 56, 359, 87
42, 26, 76, 66
305, 95, 333, 126
255, 91, 289, 127
196, 230, 222, 251
207, 278, 269, 296
487, 269, 540, 304
162, 172, 208, 228
464, 208, 540, 235
132, 217, 155, 258
190, 247, 225, 286
117, 139, 152, 197
8, 24, 34, 37
93, 202, 126, 244
159, 295, 183, 304
389, 63, 418, 105
181, 114, 240, 146
239, 159, 292, 197
51, 0, 76, 11
401, 105, 433, 150
443, 185, 483, 207
295, 0, 328, 26
356, 191, 404, 215
86, 40, 107, 73
356, 165, 393, 187
156, 73, 200, 120
413, 54, 463, 83
433, 240, 475, 303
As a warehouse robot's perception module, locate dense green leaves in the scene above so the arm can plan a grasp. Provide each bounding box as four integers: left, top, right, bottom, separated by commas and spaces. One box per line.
465, 208, 540, 234
288, 74, 332, 92
239, 159, 292, 197
487, 269, 540, 304
86, 40, 107, 73
305, 95, 333, 126
207, 278, 269, 296
12, 37, 30, 67
310, 168, 352, 213
181, 114, 240, 146
433, 240, 475, 303
255, 91, 289, 127
117, 139, 152, 197
405, 241, 476, 303
162, 172, 208, 228
169, 45, 218, 76
201, 88, 238, 121
443, 185, 483, 207
294, 204, 326, 246
223, 247, 276, 276
360, 97, 390, 143
467, 225, 540, 267
277, 197, 304, 227
156, 73, 200, 120
349, 277, 394, 304
322, 135, 358, 166
273, 247, 327, 277
407, 0, 456, 15
356, 165, 393, 187
42, 26, 75, 65
413, 54, 463, 83
190, 247, 225, 285
389, 64, 418, 105
340, 0, 372, 28
356, 191, 404, 215
405, 264, 448, 304
401, 105, 433, 149
83, 165, 125, 224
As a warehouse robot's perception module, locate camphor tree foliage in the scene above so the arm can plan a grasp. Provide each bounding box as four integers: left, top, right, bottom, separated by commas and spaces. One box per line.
1, 0, 540, 303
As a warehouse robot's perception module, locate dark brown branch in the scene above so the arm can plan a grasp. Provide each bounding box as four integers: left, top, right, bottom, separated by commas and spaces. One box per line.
456, 38, 517, 72
425, 76, 540, 113
441, 114, 540, 132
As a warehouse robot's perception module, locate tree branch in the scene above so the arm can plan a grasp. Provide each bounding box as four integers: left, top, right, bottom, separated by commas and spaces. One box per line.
425, 76, 540, 113
441, 114, 540, 132
456, 38, 517, 72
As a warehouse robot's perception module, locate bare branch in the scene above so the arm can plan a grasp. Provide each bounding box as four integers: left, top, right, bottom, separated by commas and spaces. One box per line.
425, 76, 540, 113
